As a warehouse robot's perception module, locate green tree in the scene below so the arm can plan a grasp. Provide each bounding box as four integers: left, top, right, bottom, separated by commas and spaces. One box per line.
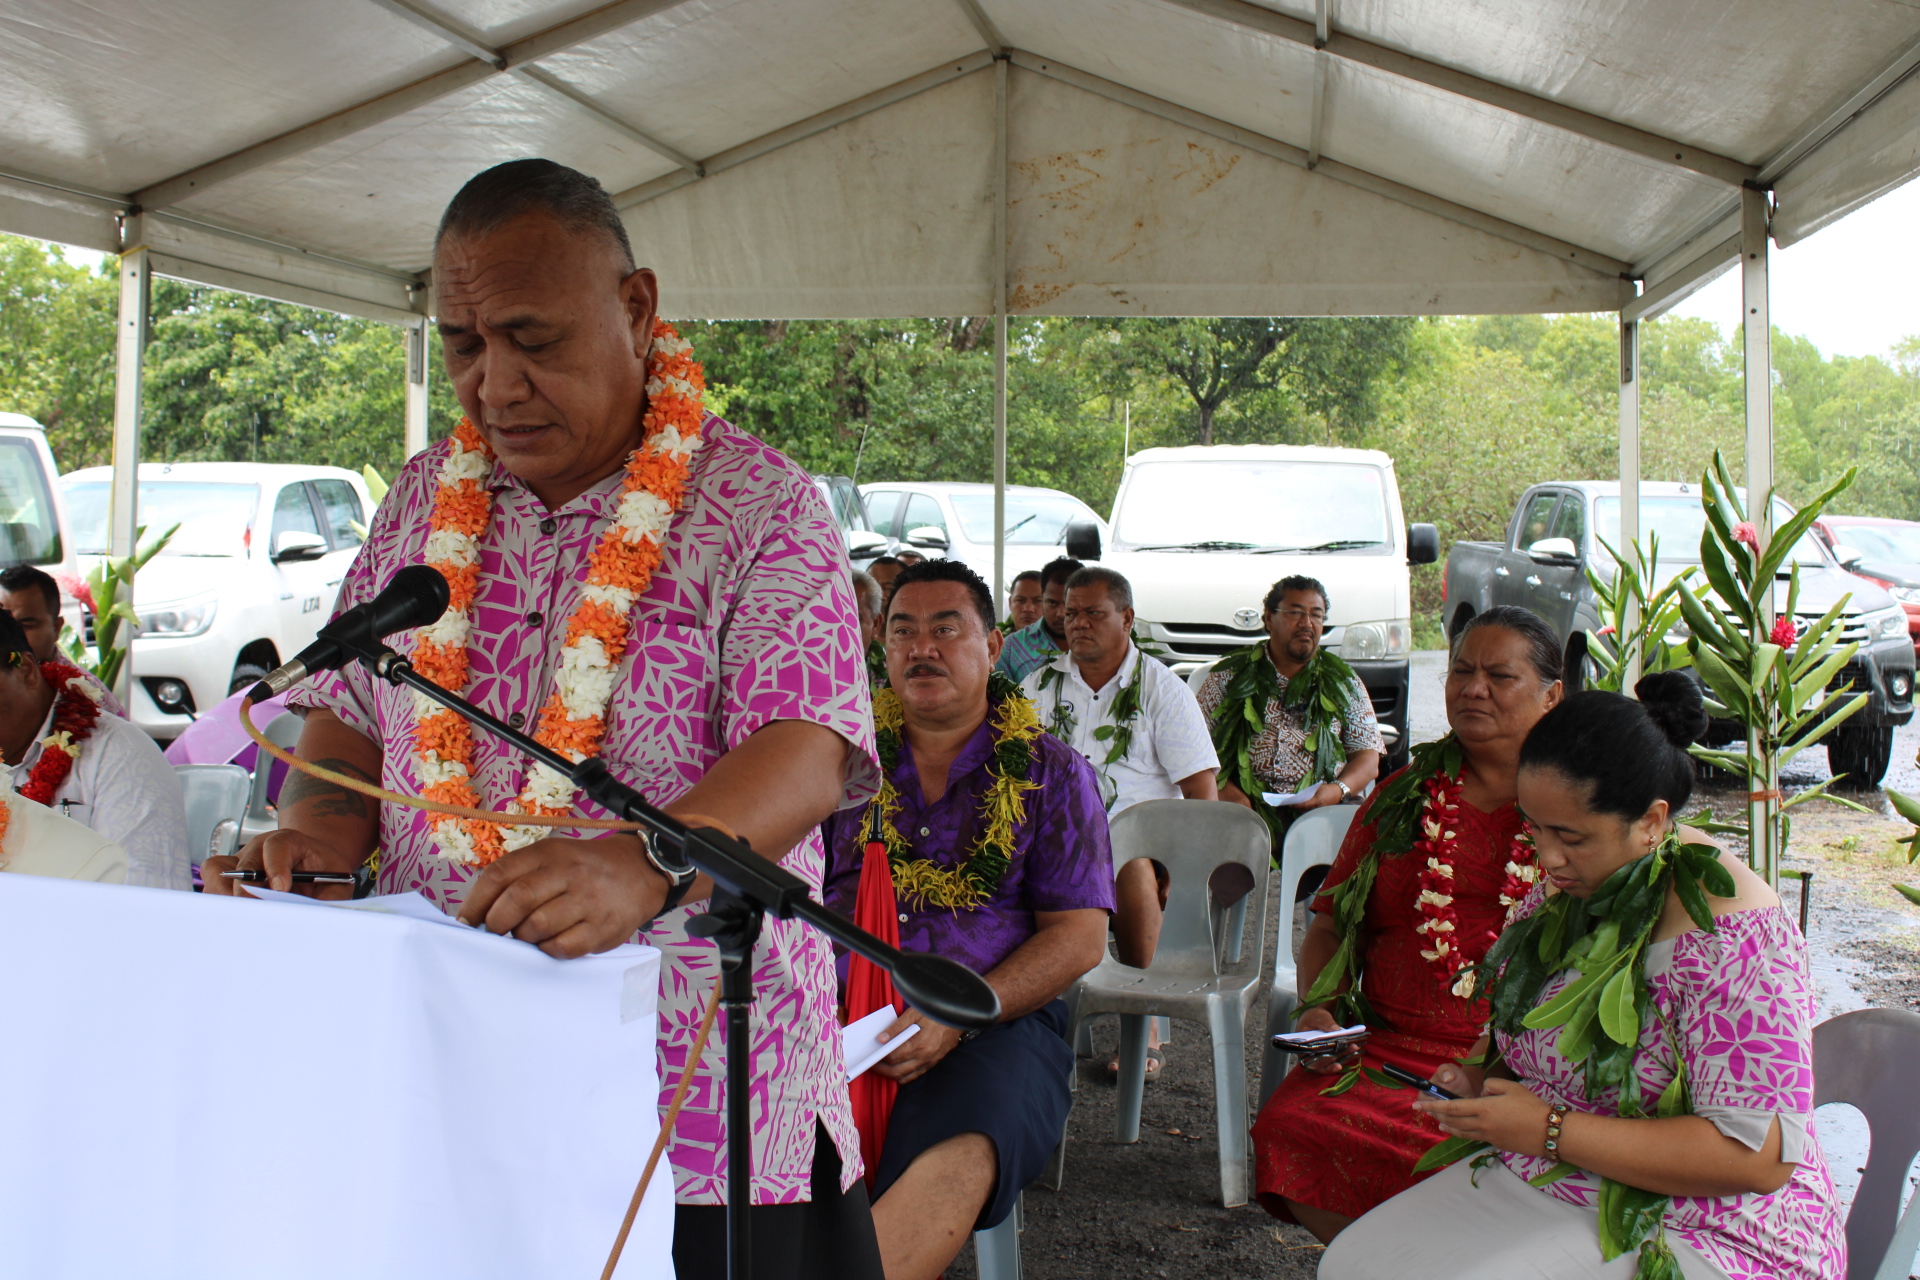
0, 235, 118, 468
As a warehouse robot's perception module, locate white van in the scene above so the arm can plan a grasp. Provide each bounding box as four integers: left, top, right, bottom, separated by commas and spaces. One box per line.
0, 412, 85, 634
1069, 445, 1437, 768
62, 462, 373, 739
859, 481, 1109, 582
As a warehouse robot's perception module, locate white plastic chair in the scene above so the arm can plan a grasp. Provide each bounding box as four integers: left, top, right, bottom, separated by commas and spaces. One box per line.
971, 1192, 1022, 1280
241, 711, 304, 844
1065, 798, 1271, 1207
1257, 804, 1359, 1108
174, 763, 252, 868
1813, 1007, 1920, 1280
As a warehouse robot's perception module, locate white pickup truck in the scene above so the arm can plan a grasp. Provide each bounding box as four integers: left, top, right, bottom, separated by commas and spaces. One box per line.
1066, 444, 1437, 770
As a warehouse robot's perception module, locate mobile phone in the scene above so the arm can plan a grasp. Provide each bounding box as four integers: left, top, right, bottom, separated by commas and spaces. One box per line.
1271, 1027, 1368, 1058
1379, 1061, 1458, 1099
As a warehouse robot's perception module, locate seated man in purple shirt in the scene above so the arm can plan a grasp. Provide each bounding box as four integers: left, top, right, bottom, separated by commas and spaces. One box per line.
824, 559, 1112, 1280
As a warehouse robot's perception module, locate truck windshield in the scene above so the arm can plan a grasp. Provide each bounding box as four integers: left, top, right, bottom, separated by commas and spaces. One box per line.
66, 481, 261, 557
1593, 497, 1825, 566
1112, 461, 1390, 551
950, 492, 1096, 544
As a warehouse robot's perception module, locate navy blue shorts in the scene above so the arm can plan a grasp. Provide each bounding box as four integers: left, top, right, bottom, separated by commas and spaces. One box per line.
872, 999, 1073, 1230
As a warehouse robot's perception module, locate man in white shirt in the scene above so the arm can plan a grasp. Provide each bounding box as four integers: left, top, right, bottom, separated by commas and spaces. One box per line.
0, 790, 128, 883
0, 565, 127, 717
1021, 565, 1218, 993
0, 610, 190, 889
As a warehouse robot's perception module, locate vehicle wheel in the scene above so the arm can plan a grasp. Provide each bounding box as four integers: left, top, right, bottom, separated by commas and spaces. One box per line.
228, 662, 271, 697
1827, 724, 1894, 789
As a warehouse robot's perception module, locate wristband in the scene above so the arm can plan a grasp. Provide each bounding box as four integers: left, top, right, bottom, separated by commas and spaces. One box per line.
1544, 1101, 1572, 1156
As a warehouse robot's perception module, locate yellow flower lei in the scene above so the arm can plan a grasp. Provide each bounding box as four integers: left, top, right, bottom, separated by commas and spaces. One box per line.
867, 673, 1044, 911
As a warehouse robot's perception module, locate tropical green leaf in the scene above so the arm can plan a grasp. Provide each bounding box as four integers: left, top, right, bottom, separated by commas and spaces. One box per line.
1655, 1070, 1689, 1119
1886, 788, 1920, 827
1556, 988, 1604, 1061
1597, 963, 1641, 1044
1758, 468, 1858, 582
1895, 884, 1920, 906
1783, 691, 1868, 755
1361, 1066, 1404, 1091
1318, 1066, 1361, 1097
1411, 1135, 1490, 1174
1674, 868, 1716, 933
1527, 1161, 1582, 1188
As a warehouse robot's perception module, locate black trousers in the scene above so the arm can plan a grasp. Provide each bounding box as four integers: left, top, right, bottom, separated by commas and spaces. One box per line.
672, 1123, 883, 1280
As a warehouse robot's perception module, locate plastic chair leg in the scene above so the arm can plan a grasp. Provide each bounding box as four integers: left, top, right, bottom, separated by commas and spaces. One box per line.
973, 1196, 1022, 1280
1074, 1016, 1093, 1059
1114, 1013, 1149, 1143
1040, 1115, 1067, 1191
1257, 987, 1298, 1110
1208, 998, 1250, 1208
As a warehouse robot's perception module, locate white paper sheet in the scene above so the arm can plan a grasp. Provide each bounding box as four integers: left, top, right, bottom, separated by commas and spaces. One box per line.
842, 1006, 920, 1081
1270, 1023, 1369, 1047
235, 884, 476, 929
1261, 784, 1322, 807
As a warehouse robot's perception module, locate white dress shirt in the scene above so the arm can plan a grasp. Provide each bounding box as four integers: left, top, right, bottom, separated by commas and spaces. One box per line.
1023, 643, 1220, 815
9, 701, 190, 889
0, 790, 127, 883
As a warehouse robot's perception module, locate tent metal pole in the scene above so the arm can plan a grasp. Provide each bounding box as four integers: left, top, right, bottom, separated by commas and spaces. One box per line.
1741, 183, 1777, 888
1618, 314, 1641, 689
992, 56, 1009, 607
405, 319, 431, 460
108, 224, 150, 707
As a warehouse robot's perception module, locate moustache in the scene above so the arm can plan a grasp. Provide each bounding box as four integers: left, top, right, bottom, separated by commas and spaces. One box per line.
903, 664, 949, 680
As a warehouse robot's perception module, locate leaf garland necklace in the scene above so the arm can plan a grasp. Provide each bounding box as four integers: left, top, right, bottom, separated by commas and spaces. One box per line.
1209, 642, 1362, 840
1035, 651, 1144, 811
1413, 832, 1737, 1280
865, 670, 1043, 911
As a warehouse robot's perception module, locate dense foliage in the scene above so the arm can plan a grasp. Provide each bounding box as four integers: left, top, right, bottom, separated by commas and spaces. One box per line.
7, 232, 1920, 643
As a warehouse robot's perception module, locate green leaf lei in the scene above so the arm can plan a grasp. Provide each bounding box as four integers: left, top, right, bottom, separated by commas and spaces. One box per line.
1036, 652, 1144, 810
866, 670, 1043, 910
1209, 643, 1364, 842
1298, 734, 1464, 1040
1412, 832, 1737, 1280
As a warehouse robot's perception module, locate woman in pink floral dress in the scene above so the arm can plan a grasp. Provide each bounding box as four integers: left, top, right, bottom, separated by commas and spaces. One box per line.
1322, 675, 1843, 1280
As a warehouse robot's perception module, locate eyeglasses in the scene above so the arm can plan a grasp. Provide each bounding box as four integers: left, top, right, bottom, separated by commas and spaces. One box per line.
1277, 608, 1327, 624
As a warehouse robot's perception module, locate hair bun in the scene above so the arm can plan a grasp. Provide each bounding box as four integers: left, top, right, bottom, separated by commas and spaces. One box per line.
1633, 671, 1708, 748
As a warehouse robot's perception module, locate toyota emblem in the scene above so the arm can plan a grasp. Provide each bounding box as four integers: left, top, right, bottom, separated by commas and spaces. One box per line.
1233, 607, 1262, 630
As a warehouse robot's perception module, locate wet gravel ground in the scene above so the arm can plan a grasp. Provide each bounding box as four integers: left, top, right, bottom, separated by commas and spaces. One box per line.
949, 652, 1920, 1279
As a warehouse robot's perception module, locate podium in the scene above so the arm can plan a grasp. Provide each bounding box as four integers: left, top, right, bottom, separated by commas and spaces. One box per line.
0, 875, 674, 1279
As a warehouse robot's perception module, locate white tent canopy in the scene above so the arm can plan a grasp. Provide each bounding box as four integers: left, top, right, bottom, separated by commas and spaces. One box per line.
5, 0, 1920, 677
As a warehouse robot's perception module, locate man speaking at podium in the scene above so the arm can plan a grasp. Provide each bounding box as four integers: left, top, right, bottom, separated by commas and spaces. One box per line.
204, 160, 884, 1280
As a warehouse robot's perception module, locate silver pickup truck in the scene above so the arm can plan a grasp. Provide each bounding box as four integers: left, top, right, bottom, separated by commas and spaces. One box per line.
1443, 479, 1915, 784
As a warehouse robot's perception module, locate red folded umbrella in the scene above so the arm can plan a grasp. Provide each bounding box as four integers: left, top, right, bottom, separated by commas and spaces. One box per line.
846, 838, 903, 1188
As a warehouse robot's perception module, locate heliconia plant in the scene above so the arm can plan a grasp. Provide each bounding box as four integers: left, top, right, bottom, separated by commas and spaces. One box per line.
58, 522, 178, 695
1674, 452, 1866, 889
1584, 532, 1694, 693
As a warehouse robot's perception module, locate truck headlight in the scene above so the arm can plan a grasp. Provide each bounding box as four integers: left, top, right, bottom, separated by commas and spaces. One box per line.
138, 596, 217, 638
1866, 606, 1909, 642
1341, 619, 1412, 662
1892, 587, 1920, 606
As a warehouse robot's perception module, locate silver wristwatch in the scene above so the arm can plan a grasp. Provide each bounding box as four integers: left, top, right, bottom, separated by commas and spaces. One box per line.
640, 830, 698, 913
1334, 779, 1353, 802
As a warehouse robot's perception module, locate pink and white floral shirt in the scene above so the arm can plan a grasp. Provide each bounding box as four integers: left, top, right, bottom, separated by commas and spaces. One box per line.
291, 414, 878, 1205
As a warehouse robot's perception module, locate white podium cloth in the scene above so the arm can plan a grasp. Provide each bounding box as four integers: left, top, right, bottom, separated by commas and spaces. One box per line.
0, 875, 674, 1280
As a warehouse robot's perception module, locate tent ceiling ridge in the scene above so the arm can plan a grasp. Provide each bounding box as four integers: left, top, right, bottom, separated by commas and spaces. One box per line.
1154, 0, 1758, 187
954, 0, 1007, 55
0, 164, 130, 211
613, 51, 997, 209
148, 210, 426, 287
1008, 50, 1631, 279
1755, 28, 1920, 185
129, 0, 700, 211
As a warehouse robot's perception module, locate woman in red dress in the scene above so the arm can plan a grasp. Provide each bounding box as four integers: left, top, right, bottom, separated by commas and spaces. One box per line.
1250, 606, 1565, 1243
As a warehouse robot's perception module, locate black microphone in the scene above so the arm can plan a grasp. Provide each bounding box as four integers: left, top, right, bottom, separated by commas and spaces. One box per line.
249, 564, 451, 701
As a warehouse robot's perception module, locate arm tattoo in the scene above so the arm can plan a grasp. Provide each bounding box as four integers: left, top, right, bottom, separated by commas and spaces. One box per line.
279, 757, 378, 822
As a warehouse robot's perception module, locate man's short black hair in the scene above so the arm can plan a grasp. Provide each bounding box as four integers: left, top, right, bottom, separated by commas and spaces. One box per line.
869, 555, 905, 571
0, 608, 32, 665
1065, 565, 1133, 612
1010, 570, 1042, 589
888, 559, 997, 633
1039, 557, 1083, 591
1264, 575, 1329, 615
436, 159, 636, 272
0, 564, 59, 616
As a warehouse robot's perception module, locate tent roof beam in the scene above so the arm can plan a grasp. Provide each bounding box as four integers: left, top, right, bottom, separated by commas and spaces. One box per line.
131, 0, 699, 210
1156, 0, 1758, 187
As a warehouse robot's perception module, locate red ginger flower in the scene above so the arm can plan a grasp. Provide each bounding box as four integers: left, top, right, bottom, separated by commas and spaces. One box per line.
1770, 615, 1798, 647
1732, 521, 1760, 549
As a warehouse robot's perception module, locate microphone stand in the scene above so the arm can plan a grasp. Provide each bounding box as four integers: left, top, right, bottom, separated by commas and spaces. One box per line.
333, 646, 1001, 1280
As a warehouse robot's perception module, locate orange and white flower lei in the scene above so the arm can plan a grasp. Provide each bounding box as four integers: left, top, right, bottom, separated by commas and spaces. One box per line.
409, 320, 705, 865
1411, 768, 1538, 999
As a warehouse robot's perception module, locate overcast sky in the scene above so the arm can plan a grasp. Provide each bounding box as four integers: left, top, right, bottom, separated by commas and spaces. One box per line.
1666, 178, 1920, 362
50, 178, 1920, 362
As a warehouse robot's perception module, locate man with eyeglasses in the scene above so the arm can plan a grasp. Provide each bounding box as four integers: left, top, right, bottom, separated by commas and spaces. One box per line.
1195, 576, 1382, 837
